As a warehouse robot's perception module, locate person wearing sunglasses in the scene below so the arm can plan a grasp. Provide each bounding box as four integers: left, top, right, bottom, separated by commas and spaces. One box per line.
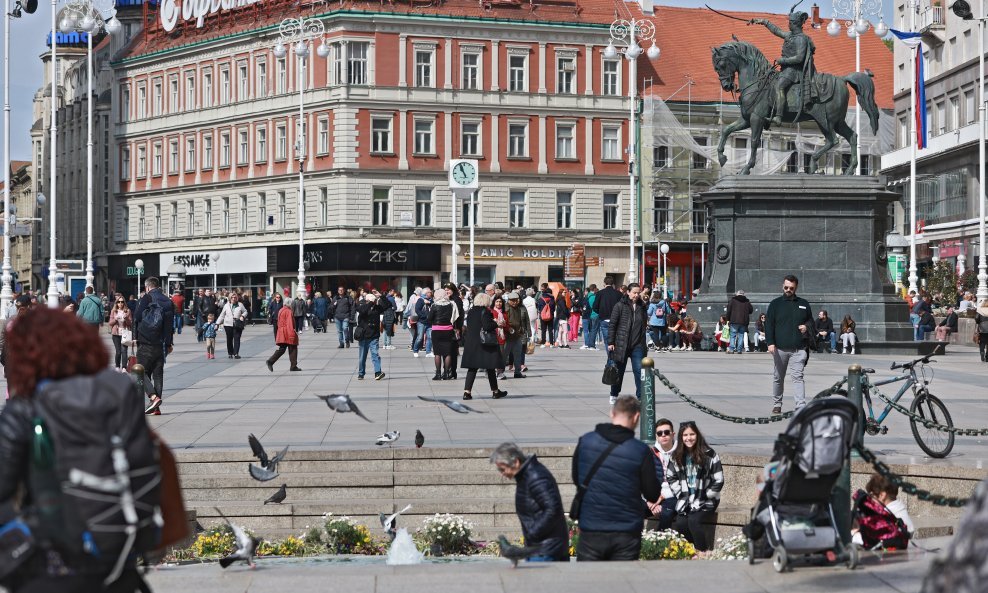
666, 420, 724, 552
108, 297, 133, 372
648, 419, 678, 531
765, 274, 814, 415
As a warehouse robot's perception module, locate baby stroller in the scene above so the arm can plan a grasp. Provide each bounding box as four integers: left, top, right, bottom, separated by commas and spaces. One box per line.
307, 313, 326, 333
746, 397, 860, 572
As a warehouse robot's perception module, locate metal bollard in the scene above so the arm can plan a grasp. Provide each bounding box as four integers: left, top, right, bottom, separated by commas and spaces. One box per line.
640, 358, 656, 445
131, 363, 146, 398
834, 364, 863, 544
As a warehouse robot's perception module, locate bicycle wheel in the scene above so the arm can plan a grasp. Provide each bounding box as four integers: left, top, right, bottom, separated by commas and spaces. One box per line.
909, 392, 955, 458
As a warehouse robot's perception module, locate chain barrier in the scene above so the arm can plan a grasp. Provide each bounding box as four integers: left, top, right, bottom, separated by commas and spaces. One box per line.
862, 378, 988, 437
854, 443, 970, 507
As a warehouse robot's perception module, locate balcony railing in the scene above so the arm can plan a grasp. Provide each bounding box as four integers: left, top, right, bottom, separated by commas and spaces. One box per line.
918, 5, 945, 32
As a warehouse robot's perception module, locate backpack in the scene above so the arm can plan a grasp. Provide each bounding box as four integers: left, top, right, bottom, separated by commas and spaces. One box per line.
540, 297, 553, 322
852, 490, 911, 550
30, 370, 162, 583
137, 299, 165, 344
653, 304, 665, 319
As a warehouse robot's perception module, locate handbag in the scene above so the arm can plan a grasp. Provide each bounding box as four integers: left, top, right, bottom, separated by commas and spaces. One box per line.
569, 441, 621, 521
233, 317, 246, 331
119, 328, 133, 345
479, 328, 498, 346
601, 352, 621, 386
526, 341, 535, 355
353, 325, 367, 341
127, 344, 138, 372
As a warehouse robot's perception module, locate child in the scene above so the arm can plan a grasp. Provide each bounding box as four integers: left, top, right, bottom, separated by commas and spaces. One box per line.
203, 314, 218, 359
852, 472, 914, 550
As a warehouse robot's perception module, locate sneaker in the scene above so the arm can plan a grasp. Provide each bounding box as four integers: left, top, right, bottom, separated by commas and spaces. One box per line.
338, 345, 345, 349
513, 373, 527, 379
540, 344, 547, 349
375, 372, 386, 380
357, 375, 365, 380
497, 373, 507, 380
579, 345, 588, 350
145, 397, 162, 415
609, 396, 617, 405
520, 365, 528, 373
152, 408, 161, 416
413, 352, 420, 358
772, 406, 782, 415
492, 390, 508, 399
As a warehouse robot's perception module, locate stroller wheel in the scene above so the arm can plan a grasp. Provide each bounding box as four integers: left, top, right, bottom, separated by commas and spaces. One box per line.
846, 544, 859, 570
747, 539, 755, 565
772, 547, 788, 573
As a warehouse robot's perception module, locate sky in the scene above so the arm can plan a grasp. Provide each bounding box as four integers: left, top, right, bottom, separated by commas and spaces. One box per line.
0, 0, 899, 164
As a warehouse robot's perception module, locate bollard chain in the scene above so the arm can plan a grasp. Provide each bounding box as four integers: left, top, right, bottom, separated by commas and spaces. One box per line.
854, 443, 970, 507
653, 369, 841, 425
863, 378, 988, 437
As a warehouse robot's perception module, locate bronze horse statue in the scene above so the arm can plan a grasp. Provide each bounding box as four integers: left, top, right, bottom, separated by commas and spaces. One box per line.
711, 40, 880, 175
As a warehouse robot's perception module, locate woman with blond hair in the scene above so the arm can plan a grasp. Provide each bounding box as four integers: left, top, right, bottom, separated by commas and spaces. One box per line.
461, 292, 506, 400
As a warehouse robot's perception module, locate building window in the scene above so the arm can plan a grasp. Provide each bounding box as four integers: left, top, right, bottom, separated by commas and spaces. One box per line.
508, 55, 527, 92
203, 135, 213, 169
348, 42, 369, 85
184, 74, 195, 110
220, 132, 231, 167
256, 127, 267, 162
965, 90, 975, 125
602, 124, 621, 160
239, 195, 248, 230
152, 143, 162, 176
168, 139, 179, 174
372, 187, 389, 226
220, 67, 231, 104
653, 195, 671, 233
276, 124, 287, 160
186, 200, 194, 236
258, 194, 267, 229
784, 141, 798, 173
256, 60, 267, 97
319, 187, 328, 226
238, 129, 249, 164
120, 87, 130, 122
691, 206, 706, 235
185, 138, 196, 171
318, 118, 330, 154
508, 122, 528, 158
557, 56, 575, 94
153, 80, 162, 116
414, 119, 434, 155
653, 145, 669, 168
238, 61, 248, 101
691, 136, 709, 169
949, 96, 960, 131
153, 204, 161, 238
121, 146, 131, 180
222, 197, 230, 233
170, 201, 178, 234
205, 204, 212, 234
276, 58, 286, 94
603, 192, 619, 230
461, 121, 480, 156
415, 188, 433, 226
203, 70, 213, 107
556, 191, 572, 229
556, 122, 576, 159
138, 205, 145, 239
462, 53, 480, 90
137, 85, 146, 118
415, 49, 434, 87
371, 117, 392, 153
461, 191, 479, 228
509, 191, 526, 227
169, 77, 179, 113
277, 191, 286, 229
602, 59, 619, 96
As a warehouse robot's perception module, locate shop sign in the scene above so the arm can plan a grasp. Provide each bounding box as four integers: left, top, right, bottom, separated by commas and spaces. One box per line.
277, 243, 441, 272
159, 248, 266, 276
467, 246, 569, 260
159, 0, 265, 33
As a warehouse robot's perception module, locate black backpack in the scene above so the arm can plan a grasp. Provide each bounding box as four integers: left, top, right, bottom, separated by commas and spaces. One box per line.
137, 299, 165, 344
30, 370, 162, 583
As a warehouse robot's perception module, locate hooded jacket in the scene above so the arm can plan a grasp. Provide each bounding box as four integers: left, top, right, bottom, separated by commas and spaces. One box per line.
726, 294, 753, 326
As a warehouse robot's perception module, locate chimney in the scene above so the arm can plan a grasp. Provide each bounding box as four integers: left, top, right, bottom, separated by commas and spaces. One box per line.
811, 3, 822, 26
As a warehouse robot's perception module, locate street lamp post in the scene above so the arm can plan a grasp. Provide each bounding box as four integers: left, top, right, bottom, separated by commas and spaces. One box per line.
827, 0, 888, 175
605, 18, 660, 285
135, 258, 144, 295
273, 18, 328, 301
659, 243, 670, 299
211, 251, 220, 292
58, 0, 121, 293
46, 0, 59, 308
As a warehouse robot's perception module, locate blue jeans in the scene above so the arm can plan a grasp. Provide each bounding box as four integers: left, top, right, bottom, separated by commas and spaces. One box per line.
910, 313, 921, 341
335, 318, 349, 346
649, 326, 667, 348
414, 323, 432, 353
610, 344, 645, 398
729, 323, 747, 353
195, 317, 203, 341
382, 326, 392, 347
584, 317, 600, 348
599, 319, 610, 348
173, 313, 183, 334
357, 337, 381, 376
506, 339, 525, 374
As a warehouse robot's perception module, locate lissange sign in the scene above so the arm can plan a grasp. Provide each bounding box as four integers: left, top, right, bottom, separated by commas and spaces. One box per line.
159, 0, 264, 32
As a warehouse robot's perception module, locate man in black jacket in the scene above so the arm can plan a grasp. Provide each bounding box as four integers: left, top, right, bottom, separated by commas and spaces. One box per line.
572, 396, 661, 561
134, 277, 175, 415
935, 306, 958, 342
491, 442, 568, 562
765, 274, 813, 414
606, 283, 648, 405
332, 286, 354, 348
726, 290, 753, 354
591, 276, 621, 347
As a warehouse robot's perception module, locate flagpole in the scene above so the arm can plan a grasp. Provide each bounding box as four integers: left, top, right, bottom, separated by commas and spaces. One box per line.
907, 5, 919, 295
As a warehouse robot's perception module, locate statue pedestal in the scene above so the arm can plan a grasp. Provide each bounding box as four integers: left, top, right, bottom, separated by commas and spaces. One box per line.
690, 175, 919, 353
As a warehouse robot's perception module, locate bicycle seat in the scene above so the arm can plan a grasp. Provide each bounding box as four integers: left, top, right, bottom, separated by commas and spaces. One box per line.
862, 368, 876, 374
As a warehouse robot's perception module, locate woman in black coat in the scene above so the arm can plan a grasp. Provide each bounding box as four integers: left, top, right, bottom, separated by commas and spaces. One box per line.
460, 293, 506, 401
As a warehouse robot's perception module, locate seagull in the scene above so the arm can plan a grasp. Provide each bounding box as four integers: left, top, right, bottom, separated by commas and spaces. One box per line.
248, 434, 289, 472
414, 430, 425, 448
497, 535, 541, 568
216, 508, 262, 569
316, 394, 373, 422
375, 430, 400, 446
248, 463, 279, 482
379, 504, 413, 540
264, 484, 287, 505
417, 395, 486, 414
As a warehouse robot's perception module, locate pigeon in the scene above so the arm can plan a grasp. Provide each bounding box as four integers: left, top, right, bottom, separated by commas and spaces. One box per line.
497, 535, 541, 568
264, 484, 287, 505
248, 463, 279, 482
316, 394, 372, 422
379, 504, 413, 540
414, 430, 425, 448
417, 395, 487, 414
375, 430, 400, 446
248, 434, 289, 471
215, 508, 262, 569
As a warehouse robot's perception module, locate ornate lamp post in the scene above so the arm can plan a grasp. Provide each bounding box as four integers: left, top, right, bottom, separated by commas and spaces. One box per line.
135, 258, 144, 294
273, 18, 328, 301
659, 242, 670, 299
604, 18, 660, 285
58, 0, 121, 293
827, 0, 888, 175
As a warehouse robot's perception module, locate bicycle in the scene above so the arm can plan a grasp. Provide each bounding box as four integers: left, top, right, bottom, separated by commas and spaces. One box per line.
837, 350, 954, 458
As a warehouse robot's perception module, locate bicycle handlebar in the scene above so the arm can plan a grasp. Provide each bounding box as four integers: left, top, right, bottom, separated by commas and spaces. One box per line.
890, 344, 944, 371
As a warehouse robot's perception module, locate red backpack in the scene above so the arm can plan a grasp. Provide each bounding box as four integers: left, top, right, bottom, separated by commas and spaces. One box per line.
852, 490, 911, 550
540, 296, 553, 321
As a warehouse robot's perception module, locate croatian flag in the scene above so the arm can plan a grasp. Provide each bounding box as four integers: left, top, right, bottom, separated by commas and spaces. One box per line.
891, 29, 927, 149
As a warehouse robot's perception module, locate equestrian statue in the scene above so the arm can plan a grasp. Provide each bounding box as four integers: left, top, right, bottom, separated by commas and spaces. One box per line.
711, 8, 880, 175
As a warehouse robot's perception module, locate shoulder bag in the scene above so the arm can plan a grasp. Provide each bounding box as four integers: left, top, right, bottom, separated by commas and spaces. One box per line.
569, 441, 621, 521
601, 351, 621, 385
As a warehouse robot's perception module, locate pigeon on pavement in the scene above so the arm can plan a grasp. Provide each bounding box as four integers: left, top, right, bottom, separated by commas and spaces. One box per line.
216, 508, 262, 569
316, 394, 372, 422
375, 430, 400, 446
248, 434, 289, 471
264, 484, 287, 505
379, 504, 413, 540
248, 463, 279, 482
497, 535, 541, 568
417, 395, 486, 414
414, 430, 425, 448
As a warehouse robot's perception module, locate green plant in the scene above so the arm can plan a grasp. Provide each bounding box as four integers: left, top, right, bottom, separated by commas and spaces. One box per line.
639, 529, 696, 560
417, 513, 474, 555
924, 260, 959, 308
323, 514, 376, 554
567, 519, 579, 557
960, 269, 978, 293
708, 532, 747, 560
189, 525, 237, 558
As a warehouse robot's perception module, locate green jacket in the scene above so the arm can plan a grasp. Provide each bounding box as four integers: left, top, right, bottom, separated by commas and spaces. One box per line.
765, 294, 812, 350
76, 294, 104, 325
